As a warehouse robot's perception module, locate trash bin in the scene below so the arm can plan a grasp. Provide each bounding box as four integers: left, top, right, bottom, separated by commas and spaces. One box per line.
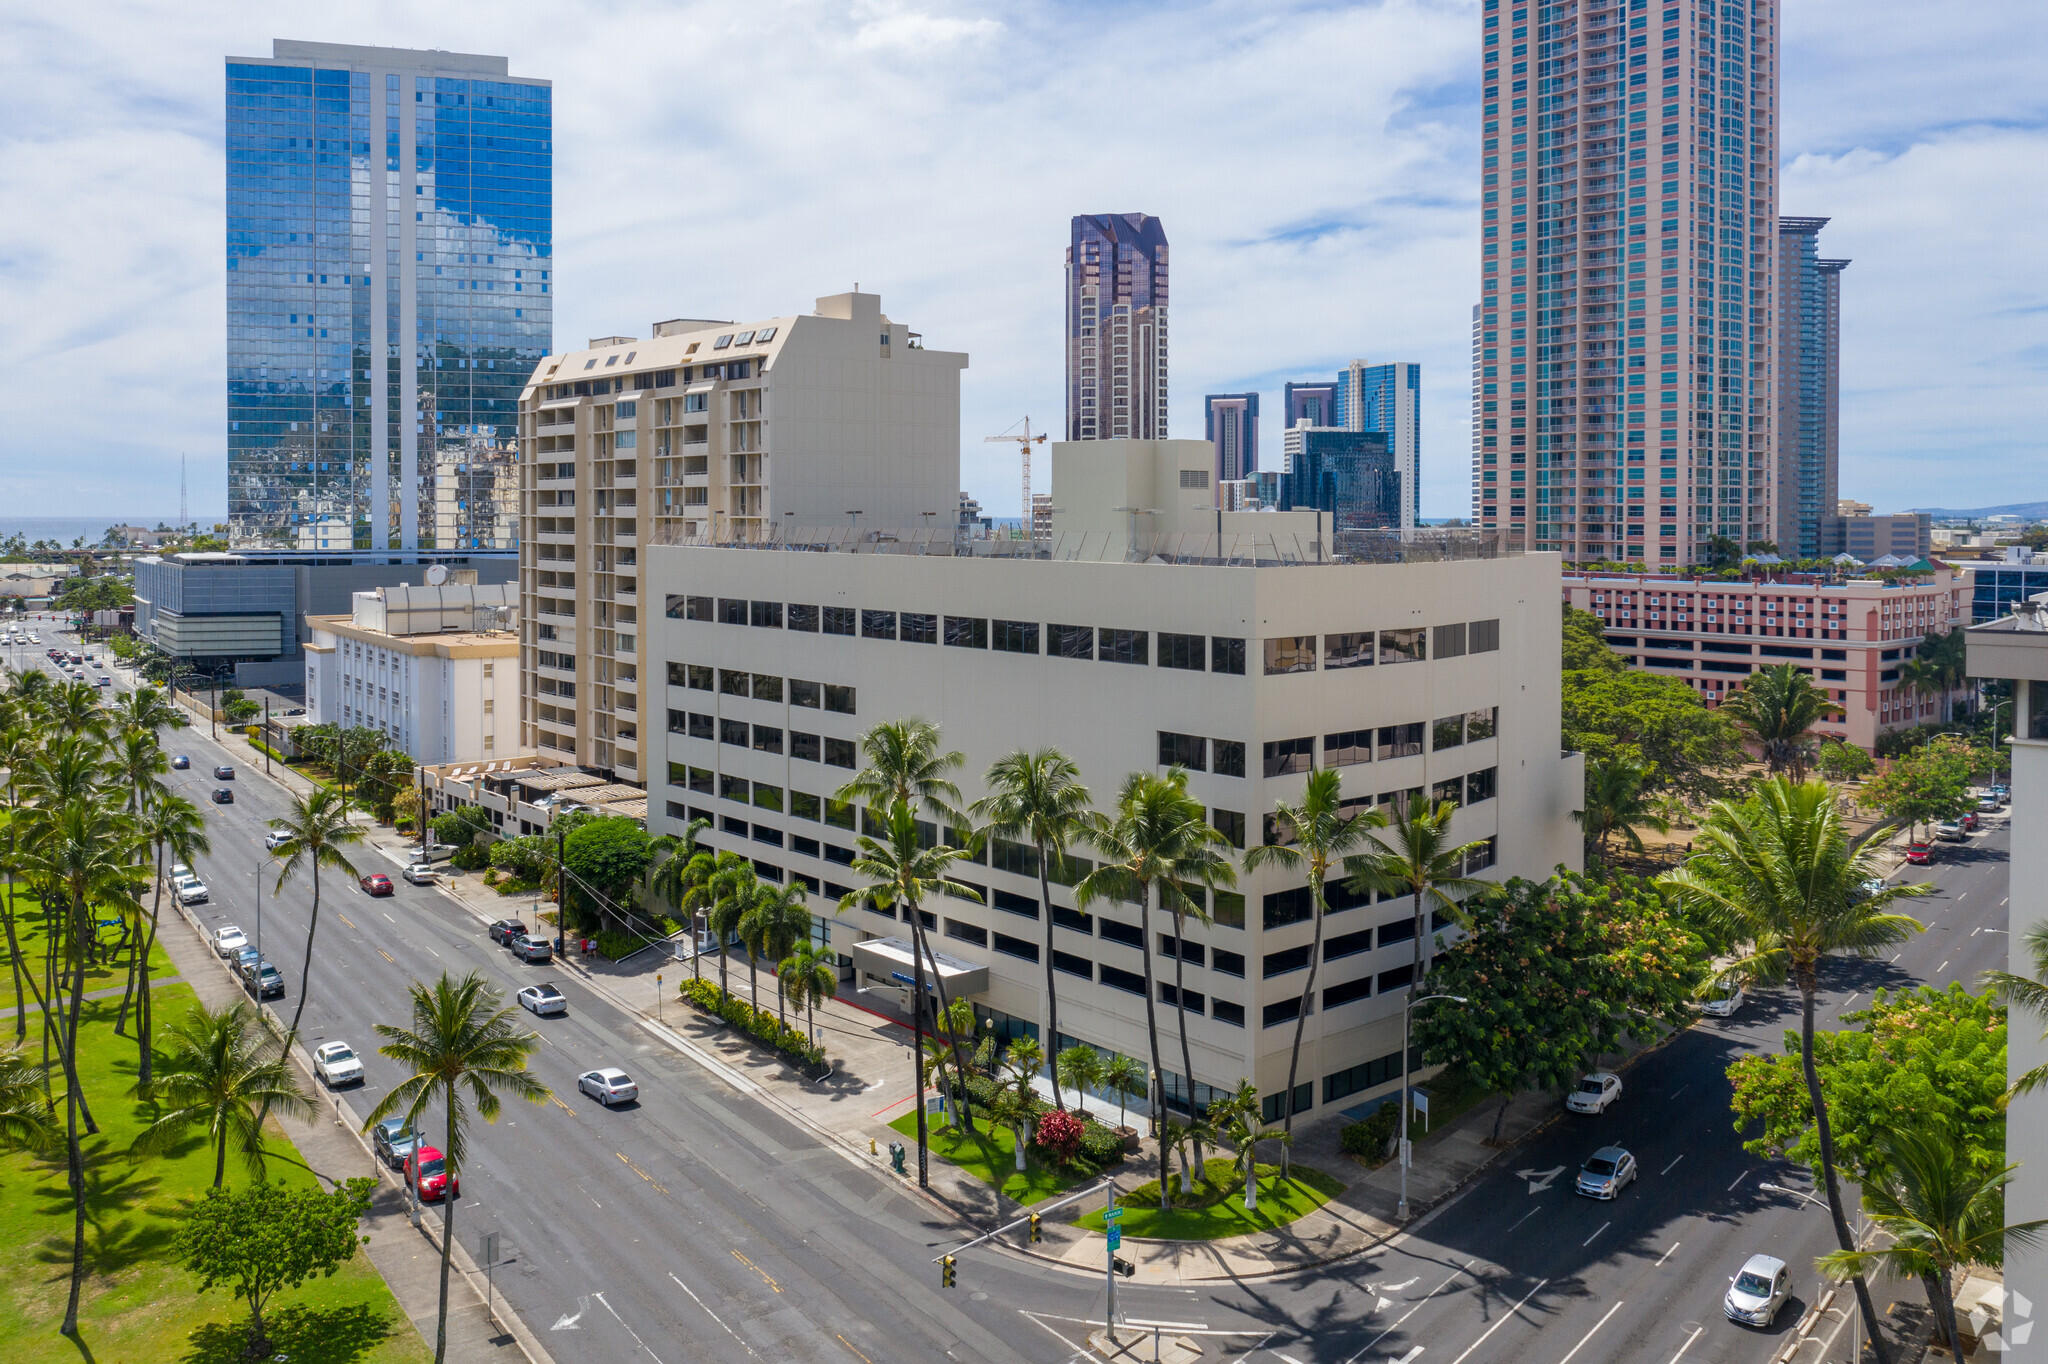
888, 1141, 906, 1175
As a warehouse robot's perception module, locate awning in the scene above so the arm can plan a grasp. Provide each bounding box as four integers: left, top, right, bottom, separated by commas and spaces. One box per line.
847, 936, 989, 996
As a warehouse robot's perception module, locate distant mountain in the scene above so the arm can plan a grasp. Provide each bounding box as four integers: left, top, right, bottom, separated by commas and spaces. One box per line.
1905, 500, 2048, 519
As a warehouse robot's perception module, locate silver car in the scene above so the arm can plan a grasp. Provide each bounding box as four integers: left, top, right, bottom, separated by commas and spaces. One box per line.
517, 983, 568, 1017
578, 1068, 638, 1107
1575, 1145, 1637, 1199
1724, 1253, 1791, 1326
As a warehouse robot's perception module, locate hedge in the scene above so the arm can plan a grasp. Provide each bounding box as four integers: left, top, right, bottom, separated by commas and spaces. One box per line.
679, 977, 827, 1071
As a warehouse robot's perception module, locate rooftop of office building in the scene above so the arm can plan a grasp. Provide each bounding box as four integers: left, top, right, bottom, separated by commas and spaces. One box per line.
644, 524, 1520, 567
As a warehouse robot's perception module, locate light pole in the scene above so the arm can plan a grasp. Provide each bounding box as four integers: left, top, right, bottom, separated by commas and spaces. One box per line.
1397, 992, 1468, 1221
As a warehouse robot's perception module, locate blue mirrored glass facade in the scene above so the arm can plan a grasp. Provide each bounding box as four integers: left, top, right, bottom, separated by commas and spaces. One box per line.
226, 42, 551, 551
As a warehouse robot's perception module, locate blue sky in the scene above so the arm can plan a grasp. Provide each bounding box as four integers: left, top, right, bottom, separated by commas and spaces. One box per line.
0, 0, 2040, 520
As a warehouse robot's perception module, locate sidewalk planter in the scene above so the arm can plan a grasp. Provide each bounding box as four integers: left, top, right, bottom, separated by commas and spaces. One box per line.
1116, 1125, 1141, 1153
679, 977, 828, 1076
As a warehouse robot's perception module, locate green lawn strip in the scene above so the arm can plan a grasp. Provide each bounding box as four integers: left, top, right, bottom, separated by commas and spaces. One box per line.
0, 889, 178, 1000
1073, 1158, 1345, 1241
887, 1109, 1093, 1206
0, 984, 428, 1364
1406, 1068, 1494, 1145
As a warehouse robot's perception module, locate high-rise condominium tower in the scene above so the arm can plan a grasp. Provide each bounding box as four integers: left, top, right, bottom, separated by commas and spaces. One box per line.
1337, 360, 1422, 529
1774, 217, 1846, 559
1204, 393, 1259, 482
226, 41, 552, 552
1066, 215, 1169, 441
1472, 0, 1779, 566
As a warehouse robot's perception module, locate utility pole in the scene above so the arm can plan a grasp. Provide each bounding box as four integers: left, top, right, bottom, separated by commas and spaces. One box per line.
209, 675, 217, 740
261, 699, 270, 777
1103, 1185, 1121, 1346
554, 822, 567, 954
417, 767, 429, 862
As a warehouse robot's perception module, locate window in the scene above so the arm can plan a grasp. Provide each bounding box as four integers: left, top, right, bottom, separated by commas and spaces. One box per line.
1378, 722, 1425, 760
1325, 729, 1372, 767
1099, 628, 1148, 665
752, 674, 783, 703
1465, 767, 1497, 803
1323, 976, 1373, 1010
825, 684, 856, 715
678, 594, 713, 621
1212, 637, 1247, 675
1325, 928, 1374, 961
1099, 964, 1145, 995
899, 611, 937, 644
719, 668, 750, 697
991, 838, 1040, 879
791, 791, 821, 821
751, 601, 783, 629
791, 679, 820, 708
824, 799, 855, 831
1432, 777, 1463, 809
1264, 886, 1315, 930
791, 731, 821, 762
993, 932, 1039, 962
991, 888, 1039, 918
1264, 636, 1316, 674
1050, 624, 1094, 659
667, 709, 690, 734
822, 607, 855, 636
993, 620, 1038, 654
861, 610, 897, 641
1433, 622, 1468, 658
1433, 715, 1465, 750
1263, 736, 1314, 777
720, 774, 749, 802
1211, 999, 1246, 1027
788, 604, 819, 632
723, 815, 749, 836
826, 844, 856, 867
1466, 706, 1498, 740
1158, 632, 1205, 671
824, 737, 857, 768
1211, 809, 1246, 849
1158, 934, 1205, 967
1264, 944, 1313, 978
665, 661, 688, 687
752, 725, 783, 755
1098, 917, 1144, 949
1263, 998, 1303, 1028
1465, 836, 1498, 873
1052, 950, 1093, 979
686, 766, 713, 794
720, 718, 749, 746
1380, 628, 1427, 664
1378, 963, 1416, 992
1213, 892, 1246, 930
1209, 739, 1245, 779
943, 616, 987, 649
1158, 731, 1207, 770
1325, 632, 1374, 669
1052, 905, 1093, 935
691, 713, 714, 739
1159, 981, 1206, 1012
1469, 618, 1501, 653
945, 920, 988, 948
718, 598, 748, 625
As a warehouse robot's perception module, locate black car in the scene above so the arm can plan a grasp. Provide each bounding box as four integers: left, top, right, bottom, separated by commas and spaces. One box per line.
211, 788, 235, 805
213, 765, 235, 781
488, 919, 528, 945
240, 959, 285, 1000
171, 755, 191, 770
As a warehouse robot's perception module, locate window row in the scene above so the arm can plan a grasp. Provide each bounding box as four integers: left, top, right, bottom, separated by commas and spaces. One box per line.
1267, 709, 1500, 775
666, 662, 856, 714
1261, 619, 1501, 676
668, 712, 858, 767
1156, 732, 1247, 777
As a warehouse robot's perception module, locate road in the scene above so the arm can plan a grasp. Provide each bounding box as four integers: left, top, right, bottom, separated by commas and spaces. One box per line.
6, 617, 2012, 1363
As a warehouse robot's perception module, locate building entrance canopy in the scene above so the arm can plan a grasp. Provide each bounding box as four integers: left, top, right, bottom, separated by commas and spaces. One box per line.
847, 936, 989, 996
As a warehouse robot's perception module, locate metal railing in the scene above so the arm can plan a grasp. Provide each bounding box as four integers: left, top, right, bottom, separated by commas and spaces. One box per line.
645, 523, 1518, 566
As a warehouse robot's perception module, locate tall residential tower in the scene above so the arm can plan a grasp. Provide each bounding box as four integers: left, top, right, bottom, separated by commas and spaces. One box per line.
1472, 0, 1779, 566
1065, 215, 1169, 442
226, 41, 552, 552
1774, 217, 1847, 559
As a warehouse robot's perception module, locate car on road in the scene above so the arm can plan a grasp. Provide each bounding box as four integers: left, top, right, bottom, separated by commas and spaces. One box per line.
1575, 1145, 1637, 1199
212, 926, 247, 958
210, 788, 235, 805
234, 946, 261, 975
96, 676, 110, 687
488, 919, 528, 945
402, 862, 438, 885
406, 1145, 459, 1201
312, 1041, 365, 1087
240, 959, 285, 1000
1906, 843, 1932, 865
174, 875, 210, 906
1701, 985, 1748, 1018
213, 765, 235, 781
1724, 1253, 1792, 1327
1934, 820, 1966, 843
1566, 1071, 1622, 1114
578, 1068, 638, 1106
359, 873, 394, 897
372, 1117, 420, 1170
510, 935, 553, 963
1961, 811, 1980, 832
517, 983, 567, 1017
264, 828, 293, 851
1980, 795, 2002, 814
1992, 785, 2011, 805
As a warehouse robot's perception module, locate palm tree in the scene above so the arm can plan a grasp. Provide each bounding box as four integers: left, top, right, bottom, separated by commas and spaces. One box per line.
969, 748, 1094, 1111
649, 817, 712, 933
1819, 1126, 2048, 1361
1719, 662, 1842, 780
777, 941, 839, 1045
132, 1000, 311, 1187
702, 856, 758, 1000
364, 971, 549, 1364
1244, 768, 1381, 1151
105, 683, 187, 740
1103, 1053, 1145, 1133
1984, 919, 2048, 1096
835, 800, 982, 1188
263, 787, 363, 1123
0, 1047, 54, 1153
1224, 1097, 1291, 1213
129, 791, 209, 1084
1076, 769, 1232, 1209
739, 882, 813, 1026
995, 1036, 1045, 1172
1657, 777, 1928, 1364
1574, 757, 1672, 862
1056, 1043, 1104, 1120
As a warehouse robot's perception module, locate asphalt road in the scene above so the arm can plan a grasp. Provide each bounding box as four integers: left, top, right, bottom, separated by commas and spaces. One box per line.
7, 619, 2011, 1364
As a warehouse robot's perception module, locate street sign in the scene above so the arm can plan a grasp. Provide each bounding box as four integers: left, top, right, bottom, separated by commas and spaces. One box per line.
1107, 1227, 1122, 1251
1103, 1206, 1125, 1221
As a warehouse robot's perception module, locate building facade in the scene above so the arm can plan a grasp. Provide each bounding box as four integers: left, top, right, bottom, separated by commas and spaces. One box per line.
1474, 0, 1781, 567
1204, 393, 1260, 484
1337, 360, 1422, 530
1280, 430, 1400, 530
1973, 552, 2048, 624
1065, 215, 1169, 442
1773, 218, 1846, 558
1818, 509, 1930, 562
305, 581, 518, 762
648, 536, 1581, 1120
225, 40, 551, 552
1563, 567, 1968, 751
514, 292, 968, 782
1283, 381, 1338, 431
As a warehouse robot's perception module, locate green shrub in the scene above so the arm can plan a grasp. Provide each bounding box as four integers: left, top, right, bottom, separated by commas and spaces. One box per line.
1341, 1102, 1400, 1161
449, 841, 488, 871
1077, 1119, 1128, 1167
677, 977, 825, 1069
593, 930, 639, 960
494, 876, 538, 897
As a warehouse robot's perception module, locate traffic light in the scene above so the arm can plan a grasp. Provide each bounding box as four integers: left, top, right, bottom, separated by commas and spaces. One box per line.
940, 1255, 957, 1288
1028, 1212, 1042, 1244
1113, 1256, 1135, 1279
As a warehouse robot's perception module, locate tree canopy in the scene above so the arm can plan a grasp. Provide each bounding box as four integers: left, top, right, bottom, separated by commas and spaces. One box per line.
1561, 625, 1747, 803
1861, 744, 1975, 839
176, 1177, 375, 1359
562, 816, 655, 925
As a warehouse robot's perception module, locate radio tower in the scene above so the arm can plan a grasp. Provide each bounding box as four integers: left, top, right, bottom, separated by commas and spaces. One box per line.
179, 453, 188, 530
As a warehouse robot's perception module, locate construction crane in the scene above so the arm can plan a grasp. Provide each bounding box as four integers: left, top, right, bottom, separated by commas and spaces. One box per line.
984, 417, 1048, 536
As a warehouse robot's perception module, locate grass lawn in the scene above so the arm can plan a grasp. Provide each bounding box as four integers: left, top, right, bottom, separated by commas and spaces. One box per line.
0, 984, 429, 1364
1074, 1157, 1345, 1240
887, 1109, 1096, 1206
0, 889, 179, 1004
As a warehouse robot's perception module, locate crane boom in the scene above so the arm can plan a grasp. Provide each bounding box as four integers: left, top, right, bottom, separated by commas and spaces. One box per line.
983, 417, 1048, 538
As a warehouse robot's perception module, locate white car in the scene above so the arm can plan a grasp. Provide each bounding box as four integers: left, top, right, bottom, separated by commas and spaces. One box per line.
212, 925, 247, 957
578, 1068, 638, 1106
402, 862, 439, 885
175, 877, 210, 906
312, 1041, 364, 1087
1566, 1071, 1622, 1114
517, 983, 568, 1017
171, 862, 193, 881
1701, 985, 1747, 1018
1724, 1253, 1791, 1327
264, 828, 294, 851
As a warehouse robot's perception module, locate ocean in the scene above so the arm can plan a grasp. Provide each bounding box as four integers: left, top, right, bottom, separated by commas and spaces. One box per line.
0, 516, 181, 547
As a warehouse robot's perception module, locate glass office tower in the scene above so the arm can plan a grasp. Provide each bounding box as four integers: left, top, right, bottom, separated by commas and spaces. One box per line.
1065, 214, 1169, 441
225, 41, 551, 551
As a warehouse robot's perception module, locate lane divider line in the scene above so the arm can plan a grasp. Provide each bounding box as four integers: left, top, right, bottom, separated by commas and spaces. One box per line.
1667, 1323, 1704, 1363
1446, 1278, 1549, 1364
1555, 1300, 1625, 1364
669, 1271, 758, 1356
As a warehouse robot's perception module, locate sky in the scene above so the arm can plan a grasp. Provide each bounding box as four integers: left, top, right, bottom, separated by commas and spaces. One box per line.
0, 0, 2041, 522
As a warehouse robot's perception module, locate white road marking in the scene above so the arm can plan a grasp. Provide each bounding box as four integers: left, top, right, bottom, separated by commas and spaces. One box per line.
1661, 1154, 1685, 1176
550, 1300, 585, 1330
669, 1272, 757, 1356
1656, 1241, 1681, 1267
382, 912, 395, 923
1341, 1259, 1478, 1364
1582, 1221, 1609, 1248
594, 1290, 666, 1363
1384, 1277, 1421, 1293
1518, 1165, 1566, 1194
1128, 1318, 1209, 1330
1938, 961, 1950, 973
1842, 994, 1860, 1009
1667, 1084, 1688, 1100
1393, 1350, 1424, 1364
1666, 1324, 1704, 1363
1506, 1208, 1541, 1235
1555, 1300, 1625, 1364
1728, 1169, 1751, 1192
1445, 1278, 1549, 1364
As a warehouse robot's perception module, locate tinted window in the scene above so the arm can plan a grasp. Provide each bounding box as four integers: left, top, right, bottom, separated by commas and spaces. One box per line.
1158, 732, 1206, 770
1433, 622, 1467, 658
1158, 632, 1205, 671
1213, 740, 1246, 778
825, 737, 857, 768
685, 595, 713, 621
1211, 999, 1245, 1026
1263, 736, 1313, 777
1380, 628, 1426, 664
1050, 624, 1094, 659
791, 731, 821, 762
944, 616, 988, 649
1377, 722, 1425, 760
790, 679, 821, 708
1465, 767, 1497, 804
1325, 729, 1372, 766
1325, 632, 1373, 669
822, 606, 856, 636
1470, 618, 1501, 653
901, 612, 938, 644
825, 685, 856, 715
993, 620, 1038, 654
752, 674, 783, 703
753, 725, 783, 754
993, 932, 1040, 962
719, 718, 749, 746
719, 598, 748, 625
1099, 628, 1147, 665
787, 604, 819, 632
719, 668, 750, 697
687, 665, 712, 690
1211, 809, 1246, 849
1264, 636, 1316, 674
1212, 637, 1247, 675
862, 610, 897, 640
751, 601, 783, 629
1466, 706, 1498, 740
1433, 715, 1465, 750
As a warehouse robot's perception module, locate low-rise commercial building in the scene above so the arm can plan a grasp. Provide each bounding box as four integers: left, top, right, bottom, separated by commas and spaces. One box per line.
1562, 568, 1969, 751
1819, 508, 1932, 561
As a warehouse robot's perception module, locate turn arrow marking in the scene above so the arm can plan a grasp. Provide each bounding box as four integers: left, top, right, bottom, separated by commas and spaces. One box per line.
1518, 1165, 1567, 1194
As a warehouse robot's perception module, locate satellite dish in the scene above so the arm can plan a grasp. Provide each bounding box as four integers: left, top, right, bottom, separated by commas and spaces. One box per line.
425, 564, 449, 586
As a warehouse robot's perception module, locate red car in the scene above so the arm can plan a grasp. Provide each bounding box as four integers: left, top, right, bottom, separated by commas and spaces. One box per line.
360, 873, 395, 896
1961, 812, 1980, 832
1906, 843, 1932, 865
406, 1145, 459, 1201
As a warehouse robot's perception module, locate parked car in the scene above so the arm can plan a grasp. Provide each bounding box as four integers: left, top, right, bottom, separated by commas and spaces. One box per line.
402, 862, 438, 885
1991, 785, 2011, 805
406, 1145, 458, 1201
1961, 811, 1980, 832
1701, 985, 1748, 1018
359, 873, 394, 897
1566, 1071, 1622, 1114
264, 828, 293, 851
312, 1041, 364, 1087
1934, 821, 1965, 843
175, 875, 210, 906
1575, 1145, 1638, 1199
1906, 843, 1932, 865
171, 862, 193, 880
234, 946, 261, 975
210, 788, 235, 805
578, 1068, 638, 1106
371, 1117, 420, 1170
1979, 795, 2002, 814
418, 843, 459, 864
212, 925, 247, 957
511, 935, 552, 963
1724, 1253, 1792, 1327
517, 983, 567, 1017
241, 959, 285, 1000
213, 765, 235, 781
488, 919, 529, 945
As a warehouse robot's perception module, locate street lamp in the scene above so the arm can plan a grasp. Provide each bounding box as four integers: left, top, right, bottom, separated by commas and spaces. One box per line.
1757, 1181, 1826, 1209
1397, 992, 1469, 1221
